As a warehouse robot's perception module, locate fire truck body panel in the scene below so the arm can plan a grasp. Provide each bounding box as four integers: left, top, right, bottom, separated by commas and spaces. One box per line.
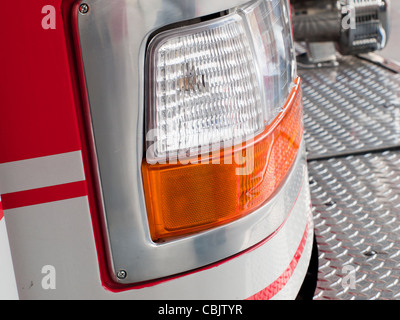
3, 0, 392, 300
0, 0, 314, 299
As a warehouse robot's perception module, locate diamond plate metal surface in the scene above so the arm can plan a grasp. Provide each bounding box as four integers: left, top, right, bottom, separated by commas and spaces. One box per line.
308, 152, 400, 300
301, 55, 400, 300
300, 55, 400, 160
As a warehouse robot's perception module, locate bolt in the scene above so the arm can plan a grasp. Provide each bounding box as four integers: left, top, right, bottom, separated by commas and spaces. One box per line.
324, 200, 336, 207
363, 250, 377, 257
116, 270, 127, 280
79, 3, 89, 14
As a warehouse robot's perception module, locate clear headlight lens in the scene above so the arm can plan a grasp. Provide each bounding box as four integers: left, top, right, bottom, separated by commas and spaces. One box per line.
143, 0, 301, 241
146, 0, 296, 163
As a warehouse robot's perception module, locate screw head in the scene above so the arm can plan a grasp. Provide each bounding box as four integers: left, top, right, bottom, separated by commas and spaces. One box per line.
79, 3, 89, 14
116, 270, 127, 280
364, 250, 377, 257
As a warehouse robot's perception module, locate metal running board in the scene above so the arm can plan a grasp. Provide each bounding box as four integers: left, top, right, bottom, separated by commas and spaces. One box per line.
301, 54, 400, 300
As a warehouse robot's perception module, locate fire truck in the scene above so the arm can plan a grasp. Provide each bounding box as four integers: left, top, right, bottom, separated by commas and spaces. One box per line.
0, 0, 395, 300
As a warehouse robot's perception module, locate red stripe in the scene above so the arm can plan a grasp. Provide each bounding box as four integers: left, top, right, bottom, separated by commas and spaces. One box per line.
246, 220, 310, 300
0, 201, 4, 221
1, 181, 87, 210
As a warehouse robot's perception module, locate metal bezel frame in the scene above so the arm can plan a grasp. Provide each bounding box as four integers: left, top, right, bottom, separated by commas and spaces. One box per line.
75, 0, 302, 285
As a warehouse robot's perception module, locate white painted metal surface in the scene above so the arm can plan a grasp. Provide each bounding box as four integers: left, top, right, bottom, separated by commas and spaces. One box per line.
0, 214, 18, 299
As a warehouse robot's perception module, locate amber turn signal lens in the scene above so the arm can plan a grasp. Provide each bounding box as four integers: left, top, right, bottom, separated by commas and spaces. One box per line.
142, 78, 303, 241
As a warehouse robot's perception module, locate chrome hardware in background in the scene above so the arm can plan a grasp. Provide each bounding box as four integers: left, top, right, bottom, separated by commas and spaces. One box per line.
291, 0, 391, 56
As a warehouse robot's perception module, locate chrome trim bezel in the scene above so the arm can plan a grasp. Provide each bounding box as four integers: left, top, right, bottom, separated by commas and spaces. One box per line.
75, 0, 302, 284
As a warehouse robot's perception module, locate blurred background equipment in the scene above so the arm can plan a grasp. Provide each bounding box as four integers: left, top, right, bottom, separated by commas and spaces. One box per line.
291, 0, 391, 62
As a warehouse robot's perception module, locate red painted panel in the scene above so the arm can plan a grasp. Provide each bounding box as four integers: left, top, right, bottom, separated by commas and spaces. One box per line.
0, 0, 81, 164
0, 0, 119, 291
